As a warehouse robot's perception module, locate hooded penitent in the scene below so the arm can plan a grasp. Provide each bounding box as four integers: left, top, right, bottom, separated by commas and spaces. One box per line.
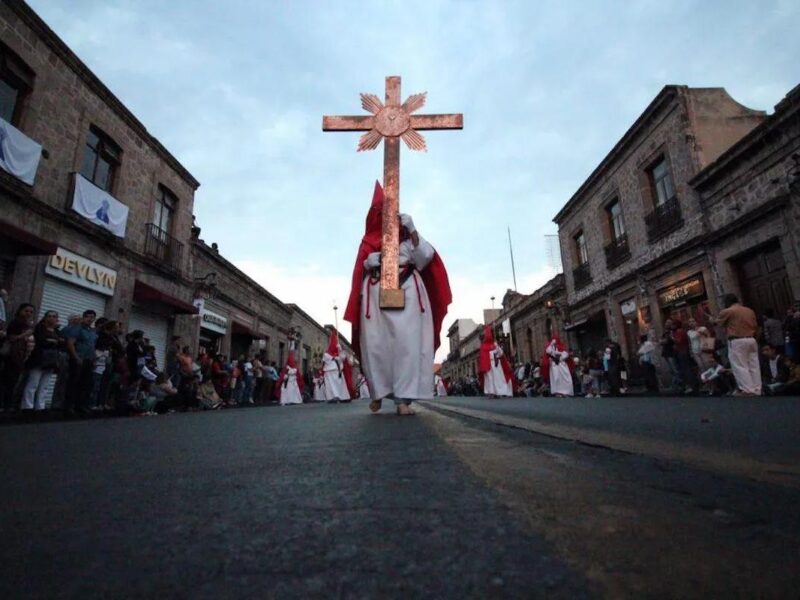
540, 335, 573, 384
478, 325, 514, 384
275, 351, 304, 399
343, 180, 452, 360
324, 328, 354, 398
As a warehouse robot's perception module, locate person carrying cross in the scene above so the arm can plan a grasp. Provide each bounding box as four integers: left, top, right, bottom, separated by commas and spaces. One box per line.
344, 181, 451, 416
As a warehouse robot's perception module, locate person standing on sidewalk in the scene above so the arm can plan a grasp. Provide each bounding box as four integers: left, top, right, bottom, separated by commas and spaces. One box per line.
708, 294, 761, 396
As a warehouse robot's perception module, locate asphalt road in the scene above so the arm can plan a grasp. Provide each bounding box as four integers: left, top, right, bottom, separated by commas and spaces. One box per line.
0, 402, 589, 599
431, 395, 800, 469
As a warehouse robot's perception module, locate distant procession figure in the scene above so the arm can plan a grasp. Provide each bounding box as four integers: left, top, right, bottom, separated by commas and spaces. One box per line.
322, 330, 352, 403
434, 373, 448, 397
479, 326, 514, 398
541, 335, 574, 397
357, 374, 371, 399
312, 368, 326, 402
344, 182, 452, 416
275, 352, 303, 405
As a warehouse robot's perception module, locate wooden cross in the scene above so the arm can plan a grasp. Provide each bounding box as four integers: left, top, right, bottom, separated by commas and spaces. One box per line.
323, 75, 463, 309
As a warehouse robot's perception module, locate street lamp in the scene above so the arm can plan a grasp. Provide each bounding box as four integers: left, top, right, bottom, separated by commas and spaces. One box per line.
490, 296, 495, 309
333, 303, 339, 332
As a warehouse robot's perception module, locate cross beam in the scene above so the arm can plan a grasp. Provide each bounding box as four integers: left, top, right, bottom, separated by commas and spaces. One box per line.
323, 76, 463, 309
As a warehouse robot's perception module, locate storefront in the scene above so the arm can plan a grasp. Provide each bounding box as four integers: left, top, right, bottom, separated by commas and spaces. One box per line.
198, 306, 227, 356
565, 310, 608, 356
40, 247, 116, 325
657, 274, 711, 328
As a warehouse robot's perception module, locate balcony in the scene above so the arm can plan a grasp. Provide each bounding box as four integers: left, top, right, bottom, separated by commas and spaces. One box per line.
645, 197, 683, 243
604, 234, 631, 270
572, 261, 592, 290
144, 223, 183, 272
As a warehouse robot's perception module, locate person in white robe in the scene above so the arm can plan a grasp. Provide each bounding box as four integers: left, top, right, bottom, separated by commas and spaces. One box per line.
544, 337, 574, 397
357, 374, 371, 399
479, 326, 514, 398
343, 182, 452, 417
322, 332, 350, 403
434, 373, 448, 397
312, 369, 326, 402
277, 353, 304, 405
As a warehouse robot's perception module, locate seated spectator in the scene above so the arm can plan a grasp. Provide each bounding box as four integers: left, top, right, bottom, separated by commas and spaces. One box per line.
762, 344, 789, 395
699, 351, 734, 396
780, 356, 800, 396
198, 379, 222, 410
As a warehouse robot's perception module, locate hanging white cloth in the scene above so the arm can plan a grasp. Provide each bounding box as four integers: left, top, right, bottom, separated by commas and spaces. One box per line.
0, 117, 41, 185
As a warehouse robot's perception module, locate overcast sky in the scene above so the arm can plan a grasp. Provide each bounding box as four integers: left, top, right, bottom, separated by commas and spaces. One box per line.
29, 0, 800, 359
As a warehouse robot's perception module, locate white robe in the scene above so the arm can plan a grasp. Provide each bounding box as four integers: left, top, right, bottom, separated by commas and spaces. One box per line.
312, 376, 325, 401
357, 376, 371, 399
434, 374, 447, 397
279, 368, 303, 405
323, 352, 350, 400
546, 341, 574, 396
359, 236, 435, 401
483, 345, 513, 397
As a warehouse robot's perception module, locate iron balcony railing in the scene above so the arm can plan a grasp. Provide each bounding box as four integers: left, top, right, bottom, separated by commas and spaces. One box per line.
645, 196, 683, 243
144, 223, 183, 271
604, 233, 631, 270
572, 261, 592, 290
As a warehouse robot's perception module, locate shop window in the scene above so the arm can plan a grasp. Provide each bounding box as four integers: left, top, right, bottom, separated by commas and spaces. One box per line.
0, 42, 34, 126
80, 126, 121, 192
604, 198, 630, 269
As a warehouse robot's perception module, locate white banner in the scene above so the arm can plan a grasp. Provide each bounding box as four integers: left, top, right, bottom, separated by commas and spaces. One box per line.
0, 117, 42, 185
502, 318, 511, 335
71, 173, 129, 238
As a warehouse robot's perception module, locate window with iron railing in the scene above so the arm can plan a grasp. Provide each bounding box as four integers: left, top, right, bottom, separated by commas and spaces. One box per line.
144, 222, 183, 271
645, 196, 683, 242
604, 233, 631, 270
572, 261, 592, 290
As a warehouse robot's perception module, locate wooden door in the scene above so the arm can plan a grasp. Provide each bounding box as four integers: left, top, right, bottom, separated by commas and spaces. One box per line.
736, 243, 792, 317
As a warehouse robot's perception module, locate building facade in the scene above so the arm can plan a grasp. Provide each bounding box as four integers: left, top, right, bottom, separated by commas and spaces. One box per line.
1, 1, 200, 370
553, 86, 767, 380
0, 1, 338, 383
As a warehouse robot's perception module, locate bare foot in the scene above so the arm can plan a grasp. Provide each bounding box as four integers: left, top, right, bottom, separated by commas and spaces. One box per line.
369, 399, 382, 413
397, 403, 415, 416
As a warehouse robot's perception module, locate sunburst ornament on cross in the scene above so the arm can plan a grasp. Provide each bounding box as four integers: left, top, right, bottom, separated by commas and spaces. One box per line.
323, 76, 463, 309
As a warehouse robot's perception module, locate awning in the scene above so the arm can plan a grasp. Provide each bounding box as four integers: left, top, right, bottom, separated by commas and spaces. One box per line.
232, 320, 258, 338
133, 280, 198, 315
0, 219, 58, 255
563, 319, 588, 331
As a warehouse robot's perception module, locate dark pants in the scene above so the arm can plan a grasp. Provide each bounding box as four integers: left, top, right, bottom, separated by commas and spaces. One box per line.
607, 364, 621, 396
642, 362, 659, 393
253, 378, 264, 403
65, 358, 93, 413
262, 378, 275, 402
676, 352, 696, 391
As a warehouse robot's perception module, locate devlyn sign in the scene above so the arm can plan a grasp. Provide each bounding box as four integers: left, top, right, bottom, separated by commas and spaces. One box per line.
45, 247, 117, 296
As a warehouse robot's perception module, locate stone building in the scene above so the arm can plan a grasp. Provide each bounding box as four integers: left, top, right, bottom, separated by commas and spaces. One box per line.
183, 237, 293, 364
689, 84, 800, 318
440, 318, 479, 380
500, 274, 566, 365
0, 1, 338, 383
0, 1, 200, 369
553, 86, 766, 376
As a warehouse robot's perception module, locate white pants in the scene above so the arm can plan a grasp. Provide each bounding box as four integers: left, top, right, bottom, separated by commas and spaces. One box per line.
728, 338, 761, 395
22, 368, 54, 410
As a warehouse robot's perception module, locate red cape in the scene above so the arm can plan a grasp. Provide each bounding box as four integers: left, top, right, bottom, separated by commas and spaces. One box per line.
275, 353, 304, 399
323, 328, 354, 399
477, 326, 514, 389
344, 181, 452, 360
540, 336, 574, 384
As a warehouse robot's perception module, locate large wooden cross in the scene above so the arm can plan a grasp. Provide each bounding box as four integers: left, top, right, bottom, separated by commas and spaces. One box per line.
323, 75, 463, 309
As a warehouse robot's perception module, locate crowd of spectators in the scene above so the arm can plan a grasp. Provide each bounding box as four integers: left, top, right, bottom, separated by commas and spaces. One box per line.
441, 298, 800, 399
0, 293, 287, 418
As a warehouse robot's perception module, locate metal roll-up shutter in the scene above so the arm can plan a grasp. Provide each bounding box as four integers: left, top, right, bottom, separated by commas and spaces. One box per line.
128, 307, 169, 369
40, 277, 109, 327
38, 277, 108, 408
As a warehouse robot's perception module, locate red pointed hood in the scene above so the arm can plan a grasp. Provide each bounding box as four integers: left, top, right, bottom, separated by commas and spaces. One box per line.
478, 325, 513, 384
326, 329, 339, 357
344, 180, 452, 359
540, 335, 573, 383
